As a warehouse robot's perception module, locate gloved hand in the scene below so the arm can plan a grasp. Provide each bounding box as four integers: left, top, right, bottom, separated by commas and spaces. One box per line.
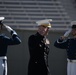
11, 30, 17, 36
4, 24, 17, 36
4, 24, 13, 32
63, 29, 72, 37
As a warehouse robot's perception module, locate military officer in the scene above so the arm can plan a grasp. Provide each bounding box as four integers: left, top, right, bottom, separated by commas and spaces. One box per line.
0, 17, 21, 75
28, 19, 52, 75
54, 21, 76, 75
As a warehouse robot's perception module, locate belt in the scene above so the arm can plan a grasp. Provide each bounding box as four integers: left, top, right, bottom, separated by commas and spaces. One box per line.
67, 59, 76, 63
0, 56, 7, 60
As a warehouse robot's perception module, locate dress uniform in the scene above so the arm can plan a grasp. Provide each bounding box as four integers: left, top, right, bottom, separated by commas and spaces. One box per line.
0, 17, 21, 75
28, 19, 52, 75
54, 21, 76, 75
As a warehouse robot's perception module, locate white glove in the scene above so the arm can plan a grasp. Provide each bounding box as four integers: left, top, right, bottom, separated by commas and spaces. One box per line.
12, 30, 17, 36
63, 29, 72, 37
4, 24, 17, 35
4, 24, 13, 32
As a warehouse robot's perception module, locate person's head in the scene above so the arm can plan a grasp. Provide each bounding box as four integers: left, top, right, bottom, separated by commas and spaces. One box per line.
71, 21, 76, 37
36, 19, 52, 36
38, 25, 49, 36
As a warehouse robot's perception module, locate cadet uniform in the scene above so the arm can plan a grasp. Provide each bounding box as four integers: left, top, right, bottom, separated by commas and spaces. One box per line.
54, 21, 76, 75
28, 19, 52, 75
0, 17, 21, 75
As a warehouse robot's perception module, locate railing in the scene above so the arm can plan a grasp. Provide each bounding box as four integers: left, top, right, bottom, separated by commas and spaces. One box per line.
0, 0, 71, 31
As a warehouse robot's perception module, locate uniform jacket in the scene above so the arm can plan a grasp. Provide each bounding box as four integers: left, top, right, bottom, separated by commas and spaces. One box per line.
54, 38, 76, 60
28, 32, 50, 75
0, 33, 21, 56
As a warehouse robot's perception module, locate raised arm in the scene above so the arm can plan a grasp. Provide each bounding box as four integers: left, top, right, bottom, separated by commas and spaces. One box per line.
3, 24, 21, 45
54, 36, 68, 49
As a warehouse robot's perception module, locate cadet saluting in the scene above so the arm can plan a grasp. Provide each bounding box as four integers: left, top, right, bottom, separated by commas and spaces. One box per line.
0, 17, 21, 75
54, 21, 76, 75
28, 19, 52, 75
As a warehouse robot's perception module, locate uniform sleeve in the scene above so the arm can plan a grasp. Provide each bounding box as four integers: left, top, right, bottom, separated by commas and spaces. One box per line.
28, 35, 37, 50
54, 38, 68, 49
28, 35, 39, 58
3, 33, 21, 45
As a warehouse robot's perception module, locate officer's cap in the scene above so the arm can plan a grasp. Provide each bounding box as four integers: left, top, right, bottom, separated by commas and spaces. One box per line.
71, 21, 76, 29
36, 19, 52, 28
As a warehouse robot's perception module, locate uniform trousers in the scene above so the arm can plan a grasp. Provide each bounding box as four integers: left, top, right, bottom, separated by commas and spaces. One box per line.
0, 56, 7, 75
67, 59, 76, 75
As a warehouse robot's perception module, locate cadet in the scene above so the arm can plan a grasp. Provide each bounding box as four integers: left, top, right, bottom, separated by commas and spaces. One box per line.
28, 19, 52, 75
54, 21, 76, 75
0, 17, 21, 75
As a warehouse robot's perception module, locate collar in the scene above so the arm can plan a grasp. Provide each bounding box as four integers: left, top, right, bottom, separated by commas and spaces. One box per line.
35, 32, 44, 40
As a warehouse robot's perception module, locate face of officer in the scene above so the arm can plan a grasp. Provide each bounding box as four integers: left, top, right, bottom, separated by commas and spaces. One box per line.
0, 25, 2, 33
38, 25, 49, 36
71, 28, 76, 37
0, 21, 3, 32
